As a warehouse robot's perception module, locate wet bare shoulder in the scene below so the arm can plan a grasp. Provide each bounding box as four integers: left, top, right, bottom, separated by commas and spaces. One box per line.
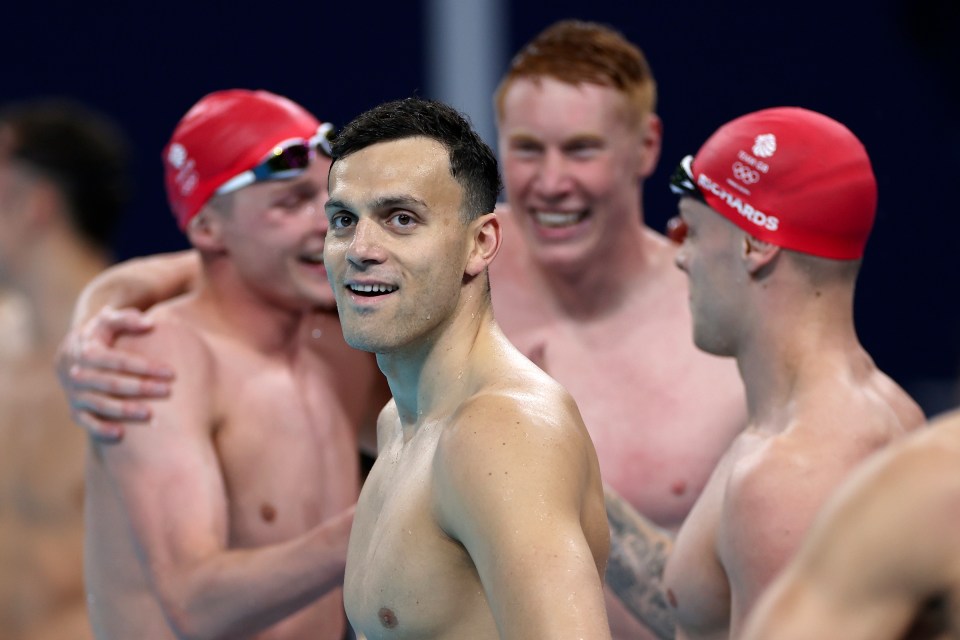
429, 386, 610, 637
432, 385, 595, 529
443, 382, 587, 456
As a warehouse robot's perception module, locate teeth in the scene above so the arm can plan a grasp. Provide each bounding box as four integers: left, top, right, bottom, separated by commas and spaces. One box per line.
349, 283, 398, 294
534, 211, 584, 228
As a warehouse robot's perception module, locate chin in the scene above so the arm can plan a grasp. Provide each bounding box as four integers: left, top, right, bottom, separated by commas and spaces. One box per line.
528, 244, 593, 275
693, 331, 735, 358
340, 327, 386, 354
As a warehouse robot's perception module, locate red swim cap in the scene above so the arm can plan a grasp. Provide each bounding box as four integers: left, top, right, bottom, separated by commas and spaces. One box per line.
162, 89, 321, 230
690, 107, 877, 260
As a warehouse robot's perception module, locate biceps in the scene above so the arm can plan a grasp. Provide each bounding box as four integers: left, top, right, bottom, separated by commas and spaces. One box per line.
475, 521, 607, 633
96, 428, 229, 572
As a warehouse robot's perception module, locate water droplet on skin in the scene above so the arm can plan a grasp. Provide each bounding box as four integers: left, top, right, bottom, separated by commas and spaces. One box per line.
311, 328, 322, 339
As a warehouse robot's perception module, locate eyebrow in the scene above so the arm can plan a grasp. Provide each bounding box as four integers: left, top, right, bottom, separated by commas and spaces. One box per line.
325, 194, 428, 213
507, 131, 605, 146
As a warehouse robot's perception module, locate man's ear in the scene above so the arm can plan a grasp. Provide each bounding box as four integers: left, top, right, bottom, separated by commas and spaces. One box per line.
185, 207, 225, 252
636, 112, 663, 179
465, 212, 501, 277
742, 234, 780, 276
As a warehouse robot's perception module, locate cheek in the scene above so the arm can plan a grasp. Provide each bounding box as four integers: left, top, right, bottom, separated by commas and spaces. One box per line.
322, 241, 346, 272
502, 158, 537, 193
576, 159, 623, 198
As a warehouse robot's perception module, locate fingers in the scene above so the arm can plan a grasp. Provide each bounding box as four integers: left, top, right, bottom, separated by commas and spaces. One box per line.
71, 343, 174, 380
56, 305, 174, 386
70, 389, 154, 422
93, 307, 156, 344
54, 306, 174, 441
69, 364, 171, 397
82, 307, 171, 371
72, 410, 129, 443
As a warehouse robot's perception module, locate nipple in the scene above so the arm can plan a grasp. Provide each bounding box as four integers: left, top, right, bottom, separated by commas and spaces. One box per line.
260, 503, 277, 523
671, 480, 687, 497
378, 607, 398, 629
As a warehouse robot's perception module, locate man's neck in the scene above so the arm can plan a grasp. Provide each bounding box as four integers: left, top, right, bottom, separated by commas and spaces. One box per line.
197, 259, 313, 358
378, 302, 496, 439
735, 291, 862, 431
528, 223, 674, 321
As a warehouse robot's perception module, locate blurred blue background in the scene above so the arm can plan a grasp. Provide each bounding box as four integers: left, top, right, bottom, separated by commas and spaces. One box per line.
5, 0, 957, 413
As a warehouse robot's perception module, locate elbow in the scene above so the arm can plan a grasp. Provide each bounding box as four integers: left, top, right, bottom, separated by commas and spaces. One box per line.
154, 581, 224, 640
159, 601, 208, 640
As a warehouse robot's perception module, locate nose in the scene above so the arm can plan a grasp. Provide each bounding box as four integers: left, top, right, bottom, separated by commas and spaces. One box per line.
346, 217, 386, 268
533, 149, 572, 198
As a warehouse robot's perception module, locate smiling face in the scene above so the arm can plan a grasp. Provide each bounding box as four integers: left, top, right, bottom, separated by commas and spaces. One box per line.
323, 136, 473, 354
674, 197, 747, 356
497, 76, 658, 271
199, 154, 334, 311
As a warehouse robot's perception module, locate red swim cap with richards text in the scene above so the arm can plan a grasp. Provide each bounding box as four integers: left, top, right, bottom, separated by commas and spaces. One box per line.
690, 107, 877, 260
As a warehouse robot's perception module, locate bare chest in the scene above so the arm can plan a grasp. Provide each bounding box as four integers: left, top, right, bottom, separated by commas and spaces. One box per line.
663, 464, 731, 640
345, 435, 495, 640
213, 358, 362, 545
508, 314, 745, 528
664, 431, 770, 640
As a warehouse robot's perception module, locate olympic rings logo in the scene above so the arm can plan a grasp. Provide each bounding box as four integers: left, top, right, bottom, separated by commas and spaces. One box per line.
732, 162, 760, 185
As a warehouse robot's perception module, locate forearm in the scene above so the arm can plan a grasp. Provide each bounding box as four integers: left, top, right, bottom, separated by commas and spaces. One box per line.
72, 251, 200, 326
603, 485, 676, 639
156, 512, 352, 639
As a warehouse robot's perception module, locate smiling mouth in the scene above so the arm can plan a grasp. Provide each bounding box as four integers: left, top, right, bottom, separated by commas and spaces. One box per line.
348, 283, 399, 297
533, 210, 587, 228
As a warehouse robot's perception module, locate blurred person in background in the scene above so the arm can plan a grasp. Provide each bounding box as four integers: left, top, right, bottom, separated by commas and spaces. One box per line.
0, 98, 131, 640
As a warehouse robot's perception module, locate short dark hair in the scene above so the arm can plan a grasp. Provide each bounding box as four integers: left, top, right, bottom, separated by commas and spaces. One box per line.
0, 99, 132, 250
332, 97, 501, 221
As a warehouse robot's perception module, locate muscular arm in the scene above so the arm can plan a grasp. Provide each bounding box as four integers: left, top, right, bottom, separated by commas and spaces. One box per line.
93, 318, 351, 638
742, 416, 960, 640
603, 485, 675, 639
718, 428, 897, 637
434, 392, 611, 640
57, 251, 201, 438
72, 250, 199, 326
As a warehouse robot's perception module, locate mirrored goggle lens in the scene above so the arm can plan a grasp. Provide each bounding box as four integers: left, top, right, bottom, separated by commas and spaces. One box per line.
262, 143, 312, 174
